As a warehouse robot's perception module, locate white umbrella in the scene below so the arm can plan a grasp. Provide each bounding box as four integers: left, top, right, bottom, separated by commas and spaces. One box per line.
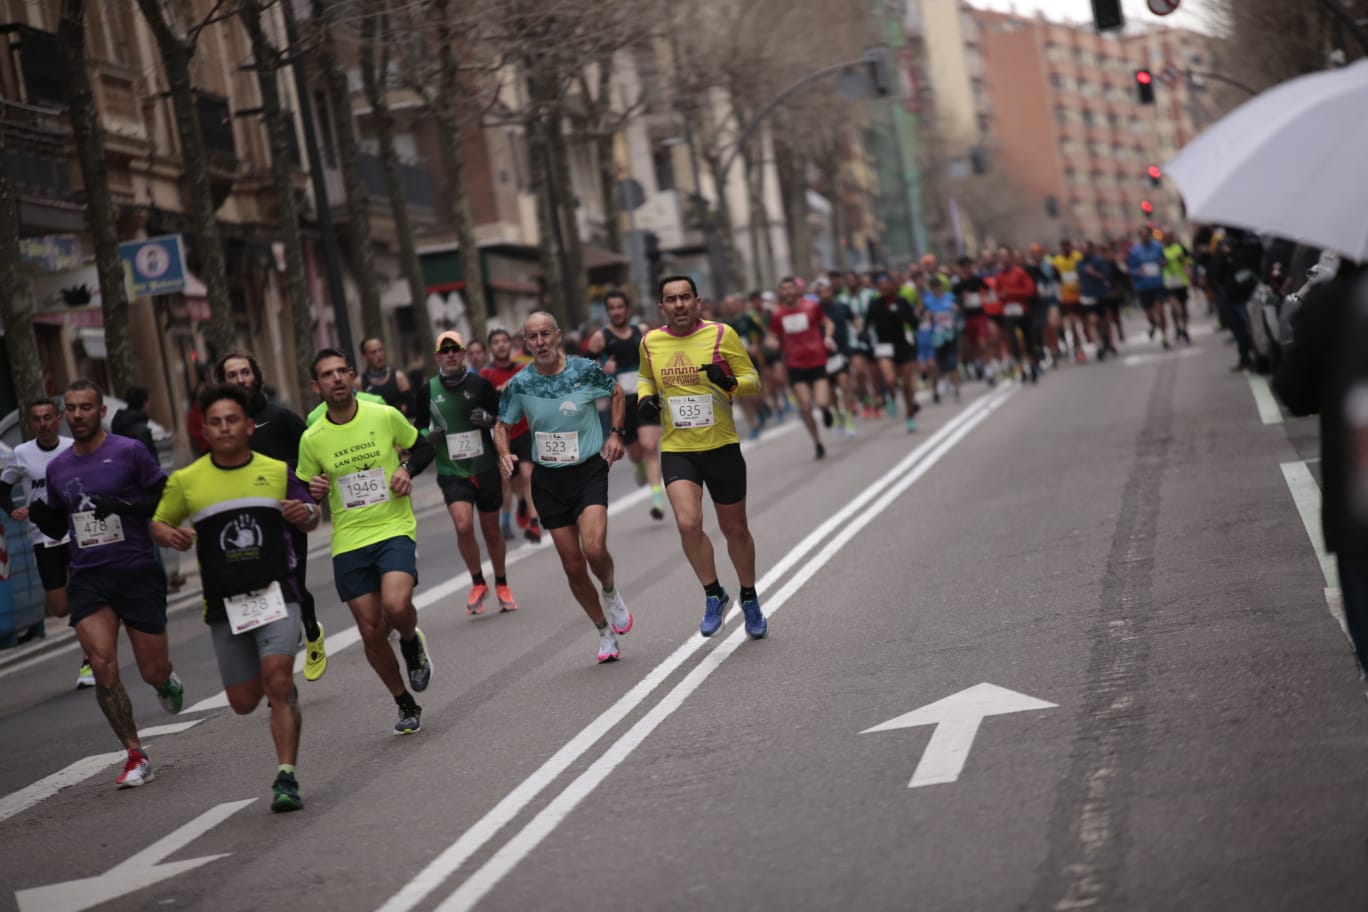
1165, 58, 1368, 261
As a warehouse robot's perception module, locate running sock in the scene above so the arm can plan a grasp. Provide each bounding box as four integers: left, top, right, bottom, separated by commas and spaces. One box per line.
395, 691, 418, 714
399, 635, 419, 659
278, 763, 295, 775
471, 572, 486, 587
500, 510, 511, 527
595, 619, 609, 632
650, 484, 665, 505
740, 586, 758, 603
495, 575, 508, 587
602, 585, 616, 598
304, 621, 321, 641
704, 580, 725, 600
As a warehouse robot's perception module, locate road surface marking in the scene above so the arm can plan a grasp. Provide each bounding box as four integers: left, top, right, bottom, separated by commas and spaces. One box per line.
0, 720, 203, 824
861, 683, 1057, 788
1121, 348, 1202, 367
1246, 373, 1283, 424
15, 798, 254, 912
377, 386, 1015, 912
425, 387, 1018, 912
1280, 460, 1348, 638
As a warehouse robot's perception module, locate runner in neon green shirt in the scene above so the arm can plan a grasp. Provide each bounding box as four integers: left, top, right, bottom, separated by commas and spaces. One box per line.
1162, 231, 1194, 344
296, 348, 437, 735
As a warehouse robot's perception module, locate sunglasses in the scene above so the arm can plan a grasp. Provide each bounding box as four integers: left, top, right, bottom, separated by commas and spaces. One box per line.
437, 345, 464, 354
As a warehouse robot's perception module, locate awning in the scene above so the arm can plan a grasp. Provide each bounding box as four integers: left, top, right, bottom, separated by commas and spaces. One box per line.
421, 250, 465, 294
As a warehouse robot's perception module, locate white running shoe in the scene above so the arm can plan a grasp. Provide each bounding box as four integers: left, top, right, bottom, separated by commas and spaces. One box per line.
605, 589, 633, 635
116, 751, 154, 788
597, 629, 620, 664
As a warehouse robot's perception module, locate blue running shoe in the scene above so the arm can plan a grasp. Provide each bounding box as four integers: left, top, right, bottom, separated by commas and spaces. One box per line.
741, 597, 767, 640
700, 590, 729, 638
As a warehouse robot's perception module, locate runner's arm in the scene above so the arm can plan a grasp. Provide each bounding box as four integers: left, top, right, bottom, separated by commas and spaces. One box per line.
91, 477, 168, 520
719, 327, 761, 395
413, 379, 432, 431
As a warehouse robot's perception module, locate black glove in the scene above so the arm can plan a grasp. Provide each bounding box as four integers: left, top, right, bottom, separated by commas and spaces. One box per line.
469, 407, 496, 428
27, 498, 68, 539
700, 362, 738, 391
91, 495, 133, 521
638, 395, 661, 422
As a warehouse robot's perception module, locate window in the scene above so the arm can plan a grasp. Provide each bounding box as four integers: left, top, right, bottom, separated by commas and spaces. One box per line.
1081, 109, 1094, 127
652, 145, 675, 192
1050, 72, 1063, 89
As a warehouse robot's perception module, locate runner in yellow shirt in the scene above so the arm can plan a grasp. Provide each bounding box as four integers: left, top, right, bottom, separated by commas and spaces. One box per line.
1051, 240, 1088, 362
297, 348, 436, 735
637, 275, 768, 640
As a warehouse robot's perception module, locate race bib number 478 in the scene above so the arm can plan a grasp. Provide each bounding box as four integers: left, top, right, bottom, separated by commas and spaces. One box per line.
73, 511, 124, 548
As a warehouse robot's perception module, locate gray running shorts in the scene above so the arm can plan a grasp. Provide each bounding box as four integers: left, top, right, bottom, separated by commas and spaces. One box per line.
209, 601, 301, 688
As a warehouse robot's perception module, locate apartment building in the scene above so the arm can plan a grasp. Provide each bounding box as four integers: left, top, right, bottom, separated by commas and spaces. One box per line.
972, 7, 1216, 244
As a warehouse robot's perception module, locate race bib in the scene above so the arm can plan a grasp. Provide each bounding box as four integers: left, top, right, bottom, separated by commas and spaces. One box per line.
225, 580, 289, 635
935, 311, 956, 328
1004, 303, 1025, 317
617, 370, 639, 395
1062, 271, 1079, 285
535, 431, 580, 464
874, 343, 896, 359
668, 395, 714, 429
1141, 262, 1161, 277
1165, 274, 1186, 289
826, 354, 848, 374
446, 430, 484, 461
781, 312, 810, 334
1080, 296, 1099, 306
73, 511, 124, 548
339, 466, 390, 510
964, 292, 982, 309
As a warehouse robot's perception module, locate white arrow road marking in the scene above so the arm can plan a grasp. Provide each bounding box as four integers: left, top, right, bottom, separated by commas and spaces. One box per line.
0, 720, 204, 824
14, 798, 255, 912
862, 683, 1057, 788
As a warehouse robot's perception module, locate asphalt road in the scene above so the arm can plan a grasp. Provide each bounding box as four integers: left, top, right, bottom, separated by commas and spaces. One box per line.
3, 317, 1366, 912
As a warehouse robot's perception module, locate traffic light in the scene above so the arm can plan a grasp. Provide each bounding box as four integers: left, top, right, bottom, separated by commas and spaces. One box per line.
1091, 0, 1124, 32
1147, 164, 1162, 187
864, 46, 895, 98
1135, 69, 1155, 104
1140, 199, 1154, 215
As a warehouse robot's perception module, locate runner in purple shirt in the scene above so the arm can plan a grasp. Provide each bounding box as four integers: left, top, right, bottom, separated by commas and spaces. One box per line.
29, 380, 184, 789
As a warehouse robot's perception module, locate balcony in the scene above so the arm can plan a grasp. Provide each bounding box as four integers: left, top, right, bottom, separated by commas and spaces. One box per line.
0, 98, 83, 234
321, 153, 437, 223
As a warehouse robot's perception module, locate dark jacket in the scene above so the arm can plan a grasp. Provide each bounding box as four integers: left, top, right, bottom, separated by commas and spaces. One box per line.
245, 392, 307, 466
111, 407, 156, 458
1272, 269, 1366, 555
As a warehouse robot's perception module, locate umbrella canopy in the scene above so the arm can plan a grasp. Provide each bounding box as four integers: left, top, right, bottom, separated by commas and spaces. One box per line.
1165, 58, 1368, 261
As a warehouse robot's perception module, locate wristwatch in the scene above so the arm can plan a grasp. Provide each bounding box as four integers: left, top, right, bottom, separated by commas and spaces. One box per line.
608, 426, 626, 436
399, 460, 412, 474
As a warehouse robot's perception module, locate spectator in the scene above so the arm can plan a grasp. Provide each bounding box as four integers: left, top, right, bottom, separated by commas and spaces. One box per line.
111, 386, 156, 456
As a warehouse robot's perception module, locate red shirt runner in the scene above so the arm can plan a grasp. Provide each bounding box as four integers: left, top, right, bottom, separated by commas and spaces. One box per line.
481, 362, 529, 438
770, 299, 828, 370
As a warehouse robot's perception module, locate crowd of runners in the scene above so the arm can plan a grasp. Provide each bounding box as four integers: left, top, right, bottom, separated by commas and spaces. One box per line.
3, 227, 1204, 813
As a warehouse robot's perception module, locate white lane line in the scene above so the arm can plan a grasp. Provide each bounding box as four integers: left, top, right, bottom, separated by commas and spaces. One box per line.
433, 385, 1020, 912
1121, 348, 1202, 368
1280, 460, 1348, 638
377, 385, 1015, 912
0, 720, 204, 824
1247, 374, 1284, 425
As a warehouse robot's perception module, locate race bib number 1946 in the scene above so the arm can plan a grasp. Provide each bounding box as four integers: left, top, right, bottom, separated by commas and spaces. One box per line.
339, 466, 390, 510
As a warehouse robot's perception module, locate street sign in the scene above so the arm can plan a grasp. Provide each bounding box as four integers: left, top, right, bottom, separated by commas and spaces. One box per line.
117, 234, 188, 298
617, 179, 646, 212
862, 682, 1057, 788
1147, 0, 1180, 16
15, 799, 254, 912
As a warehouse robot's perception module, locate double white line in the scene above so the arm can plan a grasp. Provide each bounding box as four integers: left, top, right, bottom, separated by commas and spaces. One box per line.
380, 383, 1019, 912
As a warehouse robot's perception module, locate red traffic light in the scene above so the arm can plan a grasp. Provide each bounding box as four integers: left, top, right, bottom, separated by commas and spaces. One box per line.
1140, 200, 1155, 214
1135, 69, 1153, 85
1147, 165, 1162, 180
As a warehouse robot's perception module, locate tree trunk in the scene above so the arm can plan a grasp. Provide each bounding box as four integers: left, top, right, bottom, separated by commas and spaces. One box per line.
595, 131, 622, 253
527, 112, 568, 327
741, 141, 768, 288
772, 117, 812, 279
434, 0, 487, 341
703, 151, 743, 294
314, 0, 383, 343
361, 8, 435, 362
549, 115, 586, 326
241, 0, 314, 407
0, 126, 46, 411
134, 0, 236, 354
830, 170, 848, 272
58, 0, 134, 392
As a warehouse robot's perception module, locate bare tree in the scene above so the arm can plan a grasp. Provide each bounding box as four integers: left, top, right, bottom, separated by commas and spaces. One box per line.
134, 0, 240, 353
0, 126, 46, 409
57, 0, 135, 391
360, 4, 436, 360
239, 0, 316, 404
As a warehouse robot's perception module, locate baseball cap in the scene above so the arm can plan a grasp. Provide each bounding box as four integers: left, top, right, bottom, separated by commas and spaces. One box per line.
761, 291, 777, 303
435, 330, 465, 352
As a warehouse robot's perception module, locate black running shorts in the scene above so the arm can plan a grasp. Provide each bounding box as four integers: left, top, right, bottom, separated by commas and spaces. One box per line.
661, 444, 747, 505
